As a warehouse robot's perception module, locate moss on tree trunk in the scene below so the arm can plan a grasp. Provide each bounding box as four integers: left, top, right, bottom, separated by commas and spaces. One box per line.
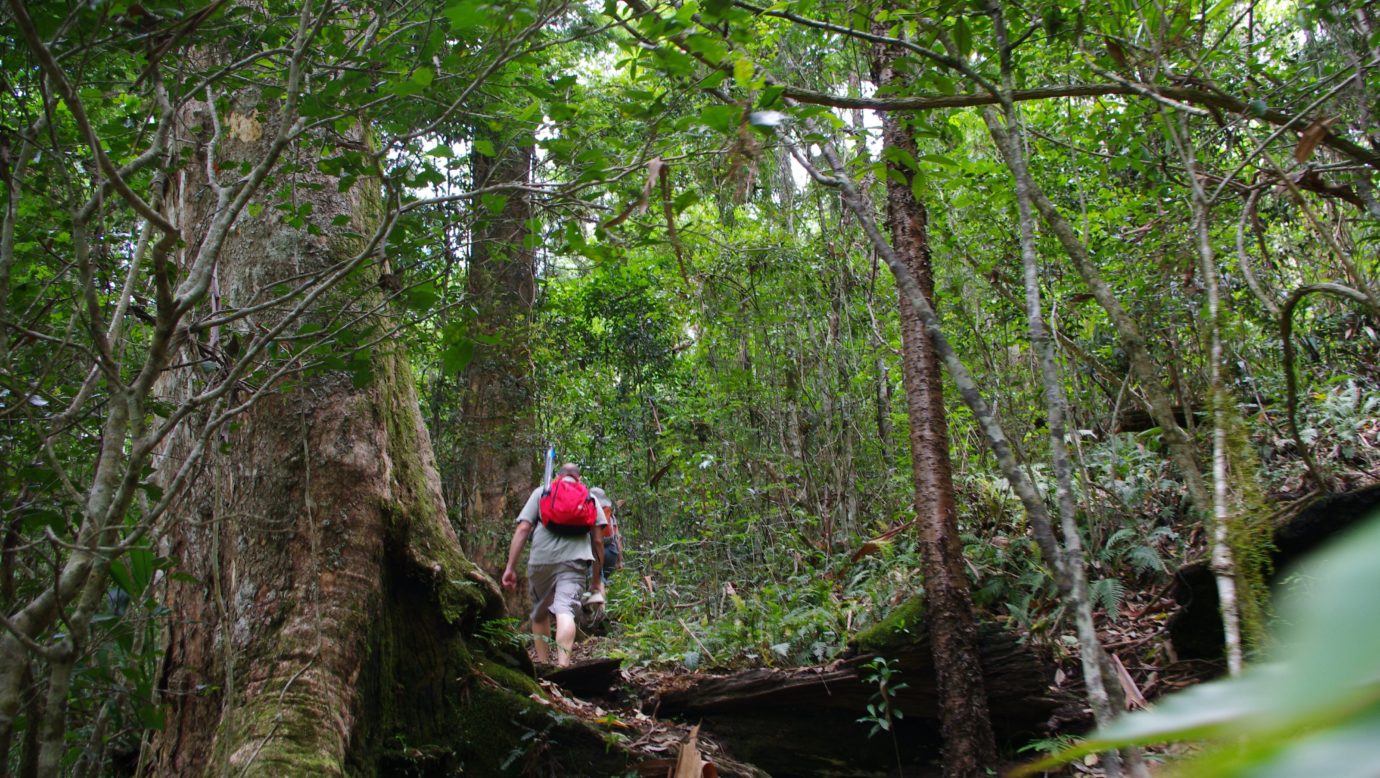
145, 86, 630, 777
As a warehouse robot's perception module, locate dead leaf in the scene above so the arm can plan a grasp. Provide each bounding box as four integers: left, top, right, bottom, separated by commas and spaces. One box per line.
602, 157, 664, 228
227, 110, 262, 143
849, 519, 915, 562
850, 539, 886, 563
1294, 116, 1337, 164
674, 725, 707, 778
1104, 37, 1129, 70
1110, 653, 1148, 710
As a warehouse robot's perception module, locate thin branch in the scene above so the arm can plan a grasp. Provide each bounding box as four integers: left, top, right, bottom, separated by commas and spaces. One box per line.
6, 0, 178, 235
734, 0, 998, 95
778, 82, 1380, 169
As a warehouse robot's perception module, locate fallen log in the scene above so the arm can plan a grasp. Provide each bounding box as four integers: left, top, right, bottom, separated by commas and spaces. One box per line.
649, 599, 1067, 776
542, 656, 624, 698
1168, 483, 1380, 661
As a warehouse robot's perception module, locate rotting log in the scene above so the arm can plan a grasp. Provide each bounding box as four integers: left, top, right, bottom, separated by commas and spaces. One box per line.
543, 657, 624, 698
649, 600, 1068, 777
1168, 483, 1380, 661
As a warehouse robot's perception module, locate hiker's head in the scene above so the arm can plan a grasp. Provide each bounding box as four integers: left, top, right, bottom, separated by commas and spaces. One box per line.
589, 486, 612, 510
558, 462, 581, 478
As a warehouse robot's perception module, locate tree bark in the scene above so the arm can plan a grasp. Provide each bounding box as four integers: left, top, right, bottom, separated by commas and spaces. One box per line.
872, 37, 998, 777
978, 9, 1141, 772
142, 88, 611, 776
456, 134, 538, 578
1169, 114, 1245, 676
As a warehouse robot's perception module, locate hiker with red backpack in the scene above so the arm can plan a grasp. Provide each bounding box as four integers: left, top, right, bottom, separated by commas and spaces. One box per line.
501, 459, 606, 667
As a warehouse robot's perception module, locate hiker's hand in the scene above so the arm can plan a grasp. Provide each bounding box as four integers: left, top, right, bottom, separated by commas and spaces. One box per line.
501, 567, 517, 590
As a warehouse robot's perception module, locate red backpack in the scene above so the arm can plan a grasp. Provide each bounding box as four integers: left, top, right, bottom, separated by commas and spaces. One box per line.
538, 477, 597, 536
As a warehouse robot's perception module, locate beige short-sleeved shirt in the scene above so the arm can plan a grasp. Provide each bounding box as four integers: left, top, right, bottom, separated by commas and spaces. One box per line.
516, 481, 608, 566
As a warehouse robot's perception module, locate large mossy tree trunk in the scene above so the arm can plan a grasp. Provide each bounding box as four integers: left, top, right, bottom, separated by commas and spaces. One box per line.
456, 133, 538, 579
144, 92, 617, 776
872, 34, 998, 778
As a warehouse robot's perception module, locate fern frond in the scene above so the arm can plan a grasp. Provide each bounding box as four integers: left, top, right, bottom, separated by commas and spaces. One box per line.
1128, 544, 1166, 574
1091, 577, 1126, 621
1099, 527, 1137, 561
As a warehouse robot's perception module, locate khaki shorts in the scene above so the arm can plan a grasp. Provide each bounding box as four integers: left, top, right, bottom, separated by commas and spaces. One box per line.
528, 560, 588, 622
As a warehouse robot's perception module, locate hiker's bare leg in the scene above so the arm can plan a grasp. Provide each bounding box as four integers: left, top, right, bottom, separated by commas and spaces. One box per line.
554, 612, 576, 667
532, 614, 552, 664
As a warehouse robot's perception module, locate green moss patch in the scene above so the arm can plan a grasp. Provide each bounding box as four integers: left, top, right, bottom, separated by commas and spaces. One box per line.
854, 595, 928, 654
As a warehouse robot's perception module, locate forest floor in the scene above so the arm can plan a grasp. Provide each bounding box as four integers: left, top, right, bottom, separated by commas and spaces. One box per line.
528, 610, 1222, 777
530, 478, 1380, 776
531, 637, 772, 777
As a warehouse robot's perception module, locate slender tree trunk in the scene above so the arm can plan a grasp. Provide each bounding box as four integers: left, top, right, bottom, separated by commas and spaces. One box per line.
872, 39, 997, 777
978, 9, 1142, 771
982, 117, 1210, 516
456, 134, 538, 578
1169, 115, 1246, 675
983, 106, 1133, 776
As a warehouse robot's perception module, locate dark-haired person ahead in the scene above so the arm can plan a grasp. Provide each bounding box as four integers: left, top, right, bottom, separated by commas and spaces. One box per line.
588, 487, 621, 586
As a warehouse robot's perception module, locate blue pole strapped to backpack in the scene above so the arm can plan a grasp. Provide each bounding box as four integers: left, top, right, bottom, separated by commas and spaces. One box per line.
541, 445, 555, 495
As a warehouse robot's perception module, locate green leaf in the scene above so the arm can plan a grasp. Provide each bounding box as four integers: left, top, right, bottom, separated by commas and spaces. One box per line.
700, 0, 730, 20
683, 33, 729, 63
473, 138, 496, 157
441, 338, 475, 374
733, 58, 754, 89
348, 350, 374, 388
1016, 514, 1380, 777
698, 104, 741, 134
481, 193, 509, 215
139, 481, 164, 503
651, 46, 696, 78
919, 153, 958, 168
109, 560, 135, 597
954, 16, 972, 56
403, 283, 440, 313
882, 146, 918, 172
136, 703, 166, 730
128, 547, 155, 596
673, 190, 700, 213
445, 0, 488, 30
22, 508, 64, 533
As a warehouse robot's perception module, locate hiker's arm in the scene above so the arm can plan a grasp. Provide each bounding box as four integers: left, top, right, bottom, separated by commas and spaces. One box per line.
589, 529, 604, 592
501, 521, 533, 590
